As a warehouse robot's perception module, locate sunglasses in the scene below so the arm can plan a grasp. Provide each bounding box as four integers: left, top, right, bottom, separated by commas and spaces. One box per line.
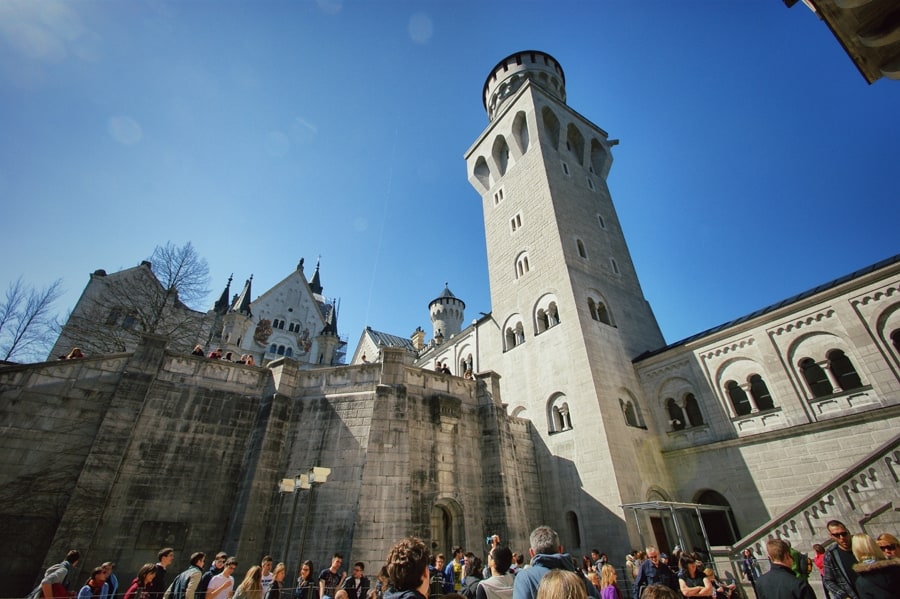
879, 544, 897, 551
831, 531, 850, 538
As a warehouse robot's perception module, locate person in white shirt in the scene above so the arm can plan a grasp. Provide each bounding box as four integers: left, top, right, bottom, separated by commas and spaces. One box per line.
207, 558, 238, 599
260, 556, 274, 596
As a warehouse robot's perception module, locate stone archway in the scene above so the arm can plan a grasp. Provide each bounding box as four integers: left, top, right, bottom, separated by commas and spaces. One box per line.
694, 490, 740, 546
430, 498, 465, 558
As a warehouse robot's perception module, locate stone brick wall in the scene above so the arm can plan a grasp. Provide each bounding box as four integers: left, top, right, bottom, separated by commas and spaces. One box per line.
0, 342, 541, 598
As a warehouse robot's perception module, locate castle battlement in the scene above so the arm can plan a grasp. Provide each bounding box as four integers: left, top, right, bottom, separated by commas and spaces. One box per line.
482, 50, 566, 120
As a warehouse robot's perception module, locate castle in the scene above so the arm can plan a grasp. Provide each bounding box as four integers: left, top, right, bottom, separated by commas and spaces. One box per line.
2, 51, 899, 597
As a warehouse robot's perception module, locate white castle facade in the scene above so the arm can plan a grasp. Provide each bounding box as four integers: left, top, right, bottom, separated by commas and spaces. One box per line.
354, 51, 900, 557
17, 50, 899, 594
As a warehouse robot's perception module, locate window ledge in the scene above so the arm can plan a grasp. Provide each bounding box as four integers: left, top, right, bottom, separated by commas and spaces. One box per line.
667, 423, 709, 435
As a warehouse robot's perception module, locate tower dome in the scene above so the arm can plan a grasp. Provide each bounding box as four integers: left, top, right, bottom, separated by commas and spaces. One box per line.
482, 50, 566, 121
429, 284, 465, 343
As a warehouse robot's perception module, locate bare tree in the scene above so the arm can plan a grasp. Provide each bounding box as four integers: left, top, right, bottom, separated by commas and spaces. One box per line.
52, 242, 213, 356
149, 241, 211, 309
0, 277, 63, 362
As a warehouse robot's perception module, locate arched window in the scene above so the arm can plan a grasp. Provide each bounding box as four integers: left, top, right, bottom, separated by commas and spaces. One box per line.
566, 123, 585, 166
828, 349, 862, 391
619, 397, 646, 428
492, 135, 510, 177
684, 393, 704, 426
590, 138, 610, 178
576, 239, 587, 259
512, 111, 529, 154
565, 511, 581, 549
276, 345, 285, 356
596, 302, 612, 325
542, 106, 560, 151
285, 347, 293, 358
726, 380, 751, 416
473, 156, 491, 190
515, 253, 531, 278
800, 358, 833, 397
548, 395, 573, 433
536, 301, 560, 334
505, 327, 516, 350
666, 398, 685, 431
610, 258, 620, 274
504, 320, 525, 351
587, 296, 613, 325
748, 375, 775, 411
269, 343, 277, 353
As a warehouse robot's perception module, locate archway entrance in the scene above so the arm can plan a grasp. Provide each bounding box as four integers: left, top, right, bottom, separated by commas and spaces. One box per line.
430, 498, 465, 558
694, 490, 740, 546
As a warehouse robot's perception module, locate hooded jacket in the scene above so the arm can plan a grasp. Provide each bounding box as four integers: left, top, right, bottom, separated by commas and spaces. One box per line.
852, 557, 900, 599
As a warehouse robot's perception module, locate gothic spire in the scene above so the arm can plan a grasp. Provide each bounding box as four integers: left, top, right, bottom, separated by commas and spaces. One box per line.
309, 257, 323, 294
213, 274, 233, 315
231, 275, 253, 317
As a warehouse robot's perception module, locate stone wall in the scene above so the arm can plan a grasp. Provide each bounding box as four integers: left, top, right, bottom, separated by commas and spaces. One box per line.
0, 342, 540, 598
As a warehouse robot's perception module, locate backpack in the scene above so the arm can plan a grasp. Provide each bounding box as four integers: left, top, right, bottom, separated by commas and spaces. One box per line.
795, 553, 811, 579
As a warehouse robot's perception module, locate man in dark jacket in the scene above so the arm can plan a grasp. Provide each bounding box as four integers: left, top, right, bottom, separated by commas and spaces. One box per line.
337, 562, 370, 599
755, 539, 816, 599
148, 548, 176, 599
384, 537, 430, 599
196, 552, 227, 599
512, 526, 600, 599
823, 520, 858, 599
633, 546, 678, 599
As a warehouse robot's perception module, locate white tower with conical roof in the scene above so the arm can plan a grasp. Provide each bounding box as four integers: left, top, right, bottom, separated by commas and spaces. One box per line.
429, 284, 465, 344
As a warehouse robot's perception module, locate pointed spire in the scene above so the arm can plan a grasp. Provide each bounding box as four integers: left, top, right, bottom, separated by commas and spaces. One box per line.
320, 301, 338, 337
231, 275, 253, 317
213, 274, 233, 315
309, 256, 323, 294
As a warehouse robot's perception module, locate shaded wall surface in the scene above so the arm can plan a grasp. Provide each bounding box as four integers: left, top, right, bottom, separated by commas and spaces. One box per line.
0, 343, 539, 598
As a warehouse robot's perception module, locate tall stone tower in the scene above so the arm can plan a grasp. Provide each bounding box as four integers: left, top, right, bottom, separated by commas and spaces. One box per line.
429, 284, 465, 343
465, 51, 671, 552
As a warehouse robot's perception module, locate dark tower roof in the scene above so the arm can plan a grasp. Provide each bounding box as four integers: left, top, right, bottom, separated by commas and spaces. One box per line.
320, 302, 338, 337
213, 274, 233, 315
231, 275, 253, 317
309, 258, 323, 294
429, 283, 466, 309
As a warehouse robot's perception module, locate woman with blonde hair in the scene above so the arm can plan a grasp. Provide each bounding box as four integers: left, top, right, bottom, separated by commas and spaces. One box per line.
234, 566, 263, 599
599, 564, 621, 599
536, 570, 587, 599
851, 533, 900, 598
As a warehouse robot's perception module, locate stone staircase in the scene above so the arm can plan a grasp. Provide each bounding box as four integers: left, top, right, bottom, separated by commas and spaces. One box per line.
710, 432, 900, 596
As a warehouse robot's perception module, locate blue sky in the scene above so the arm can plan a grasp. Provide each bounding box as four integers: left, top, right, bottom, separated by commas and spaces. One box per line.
1, 0, 898, 357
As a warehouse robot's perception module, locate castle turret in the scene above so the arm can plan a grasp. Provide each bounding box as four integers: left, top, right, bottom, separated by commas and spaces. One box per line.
219, 275, 253, 355
429, 284, 465, 342
315, 303, 340, 365
464, 50, 667, 554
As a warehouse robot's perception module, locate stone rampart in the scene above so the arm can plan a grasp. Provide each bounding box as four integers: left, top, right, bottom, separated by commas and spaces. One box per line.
0, 343, 541, 598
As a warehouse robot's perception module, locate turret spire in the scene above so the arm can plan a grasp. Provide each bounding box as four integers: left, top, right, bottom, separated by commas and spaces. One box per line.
213, 274, 233, 315
309, 257, 323, 294
231, 275, 253, 317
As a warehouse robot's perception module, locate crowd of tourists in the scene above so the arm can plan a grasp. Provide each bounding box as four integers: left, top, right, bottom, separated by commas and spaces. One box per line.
25, 521, 900, 599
